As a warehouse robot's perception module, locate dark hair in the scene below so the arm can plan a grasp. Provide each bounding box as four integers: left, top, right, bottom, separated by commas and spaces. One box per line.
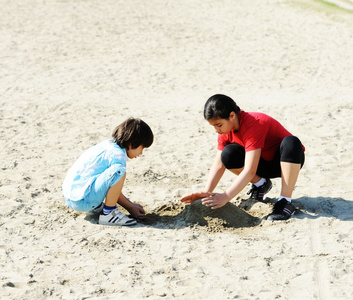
112, 117, 154, 149
203, 94, 241, 120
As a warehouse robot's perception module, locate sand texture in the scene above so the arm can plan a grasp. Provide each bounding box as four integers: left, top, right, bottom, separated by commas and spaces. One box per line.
1, 0, 353, 299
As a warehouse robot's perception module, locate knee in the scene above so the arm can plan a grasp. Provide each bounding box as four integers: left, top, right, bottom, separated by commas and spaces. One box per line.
280, 136, 304, 165
281, 135, 302, 152
221, 144, 245, 169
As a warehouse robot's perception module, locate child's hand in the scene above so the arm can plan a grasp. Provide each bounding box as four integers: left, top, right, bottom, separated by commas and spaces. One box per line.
180, 192, 213, 204
129, 203, 145, 219
201, 193, 229, 209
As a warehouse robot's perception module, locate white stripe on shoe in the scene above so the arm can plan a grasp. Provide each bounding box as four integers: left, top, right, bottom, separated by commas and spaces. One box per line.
99, 208, 137, 226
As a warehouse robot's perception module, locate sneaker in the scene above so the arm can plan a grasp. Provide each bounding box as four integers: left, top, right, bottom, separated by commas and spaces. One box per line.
266, 198, 296, 221
247, 179, 272, 202
99, 208, 137, 226
90, 203, 104, 214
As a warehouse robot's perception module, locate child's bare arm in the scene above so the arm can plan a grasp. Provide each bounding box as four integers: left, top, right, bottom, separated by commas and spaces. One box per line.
118, 193, 145, 219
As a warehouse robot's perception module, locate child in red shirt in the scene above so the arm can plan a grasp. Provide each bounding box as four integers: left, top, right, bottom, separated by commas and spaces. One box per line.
182, 94, 305, 221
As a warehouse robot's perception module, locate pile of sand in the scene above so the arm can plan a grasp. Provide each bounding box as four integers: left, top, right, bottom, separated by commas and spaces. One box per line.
141, 200, 260, 232
2, 0, 353, 298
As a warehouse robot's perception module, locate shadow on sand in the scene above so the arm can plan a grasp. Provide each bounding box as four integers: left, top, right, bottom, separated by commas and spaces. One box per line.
239, 196, 353, 221
84, 197, 353, 231
292, 196, 353, 221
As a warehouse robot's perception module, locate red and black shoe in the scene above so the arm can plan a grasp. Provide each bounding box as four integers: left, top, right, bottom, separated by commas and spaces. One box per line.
266, 198, 296, 221
247, 179, 272, 202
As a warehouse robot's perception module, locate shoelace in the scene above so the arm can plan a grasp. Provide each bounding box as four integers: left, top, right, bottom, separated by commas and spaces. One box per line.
247, 185, 258, 197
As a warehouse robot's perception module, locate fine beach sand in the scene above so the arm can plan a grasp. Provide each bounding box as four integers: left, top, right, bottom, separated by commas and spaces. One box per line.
1, 0, 353, 299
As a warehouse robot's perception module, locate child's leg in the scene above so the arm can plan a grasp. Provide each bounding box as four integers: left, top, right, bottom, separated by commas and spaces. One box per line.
98, 172, 136, 226
280, 162, 301, 198
105, 173, 126, 207
279, 135, 305, 199
84, 165, 126, 212
266, 161, 300, 221
266, 136, 305, 221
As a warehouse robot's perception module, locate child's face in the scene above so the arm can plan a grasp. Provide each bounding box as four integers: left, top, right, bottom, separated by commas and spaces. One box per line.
127, 145, 144, 159
208, 112, 238, 135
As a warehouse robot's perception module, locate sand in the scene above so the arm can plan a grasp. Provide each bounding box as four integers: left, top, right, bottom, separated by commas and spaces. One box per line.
1, 0, 353, 299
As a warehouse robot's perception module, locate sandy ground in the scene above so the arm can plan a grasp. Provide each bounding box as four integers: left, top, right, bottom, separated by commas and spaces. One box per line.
1, 0, 353, 299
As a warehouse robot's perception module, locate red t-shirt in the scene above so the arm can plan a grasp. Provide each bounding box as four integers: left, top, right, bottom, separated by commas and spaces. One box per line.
217, 111, 298, 161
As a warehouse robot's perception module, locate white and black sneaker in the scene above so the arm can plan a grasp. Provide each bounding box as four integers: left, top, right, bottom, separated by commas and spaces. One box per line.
266, 198, 296, 221
99, 208, 137, 226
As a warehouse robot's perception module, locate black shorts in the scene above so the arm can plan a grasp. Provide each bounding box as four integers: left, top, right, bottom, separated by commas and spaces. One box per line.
220, 135, 305, 178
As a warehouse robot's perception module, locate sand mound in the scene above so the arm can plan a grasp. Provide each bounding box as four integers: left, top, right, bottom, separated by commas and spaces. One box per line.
142, 200, 260, 232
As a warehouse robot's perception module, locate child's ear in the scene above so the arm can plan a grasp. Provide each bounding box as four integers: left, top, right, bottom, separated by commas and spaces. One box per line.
229, 111, 236, 119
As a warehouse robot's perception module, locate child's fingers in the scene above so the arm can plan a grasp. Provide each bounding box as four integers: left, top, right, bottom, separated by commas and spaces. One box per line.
180, 196, 194, 203
181, 198, 194, 203
180, 192, 213, 203
135, 210, 145, 219
201, 196, 213, 206
201, 196, 220, 209
137, 205, 145, 215
180, 197, 194, 203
